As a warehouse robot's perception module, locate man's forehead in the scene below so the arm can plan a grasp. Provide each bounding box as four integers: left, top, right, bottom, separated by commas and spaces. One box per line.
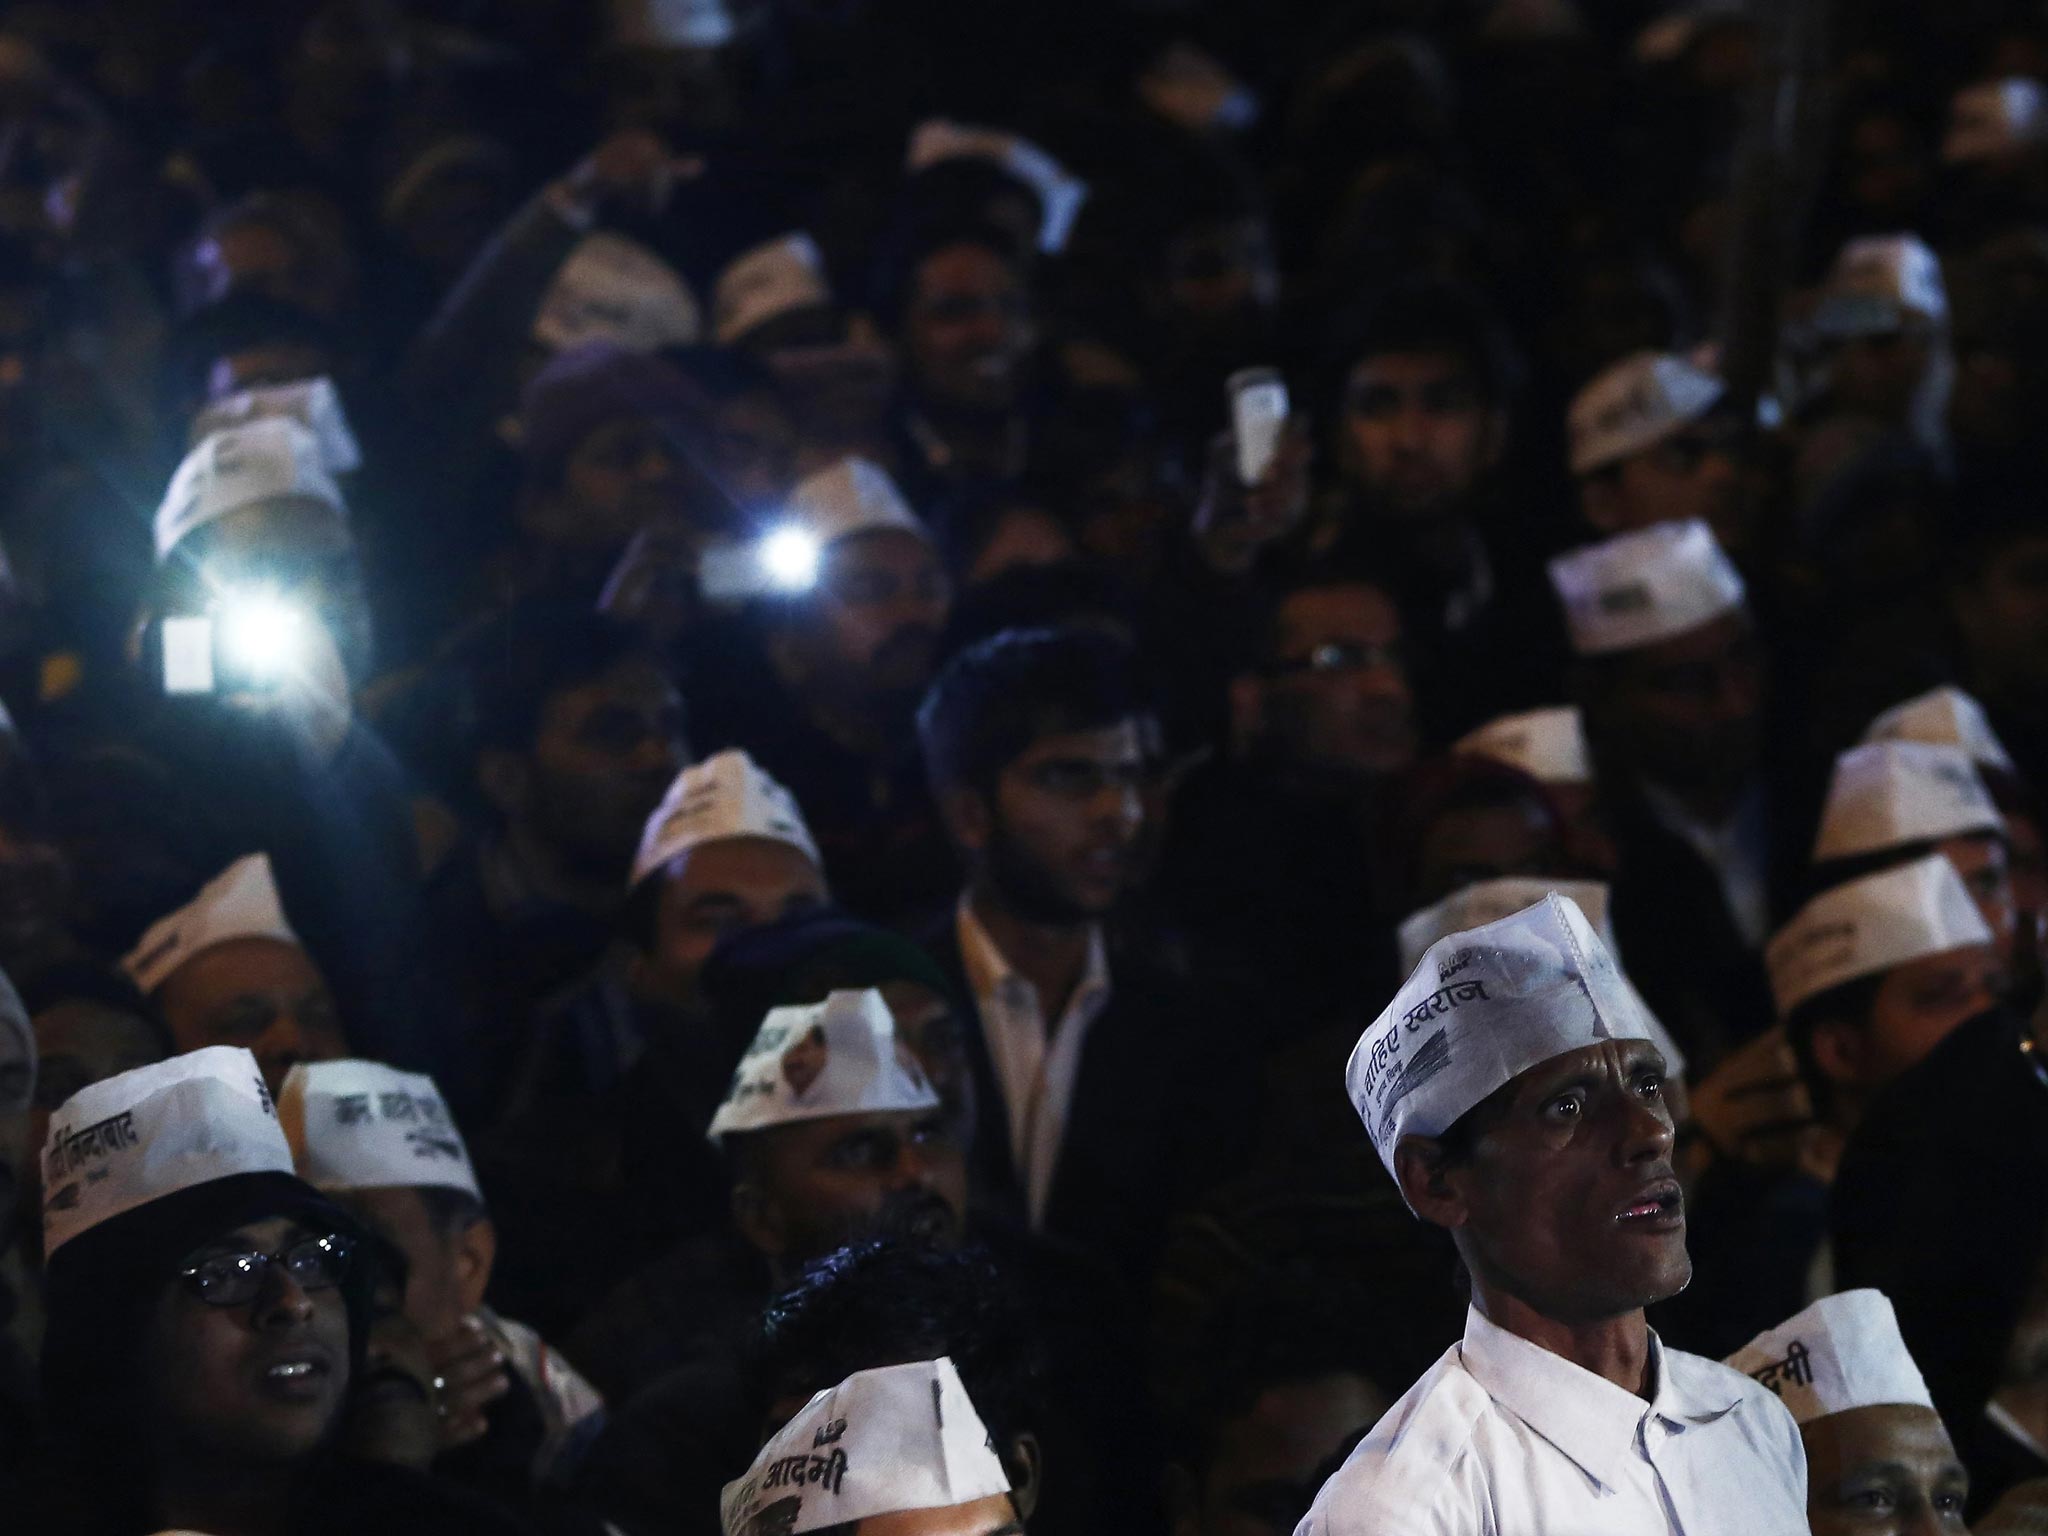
1014, 718, 1146, 761
1806, 1402, 1962, 1478
1348, 350, 1477, 389
1512, 1037, 1664, 1089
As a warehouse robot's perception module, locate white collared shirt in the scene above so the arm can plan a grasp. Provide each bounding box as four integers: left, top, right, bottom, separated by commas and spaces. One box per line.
1299, 1306, 1808, 1536
1641, 781, 1772, 949
956, 898, 1112, 1228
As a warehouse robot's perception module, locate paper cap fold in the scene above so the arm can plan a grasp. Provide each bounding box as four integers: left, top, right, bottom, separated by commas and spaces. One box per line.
41, 1045, 293, 1255
906, 119, 1089, 254
781, 457, 926, 548
633, 749, 821, 887
1946, 77, 2048, 165
533, 232, 702, 353
1549, 518, 1747, 656
1567, 350, 1724, 476
714, 232, 832, 346
191, 376, 361, 474
1863, 686, 2016, 773
709, 989, 938, 1141
155, 420, 347, 563
1348, 893, 1653, 1181
122, 854, 302, 996
1813, 740, 2004, 862
720, 1357, 1011, 1536
1725, 1290, 1934, 1425
279, 1060, 479, 1199
1814, 235, 1947, 338
1768, 854, 1994, 1017
1454, 707, 1592, 786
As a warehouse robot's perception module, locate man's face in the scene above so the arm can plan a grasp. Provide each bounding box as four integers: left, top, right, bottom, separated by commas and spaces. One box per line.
341, 1261, 438, 1472
1163, 219, 1278, 326
1823, 944, 2002, 1094
977, 721, 1147, 923
642, 837, 829, 1008
1412, 798, 1561, 905
1256, 585, 1416, 778
28, 997, 163, 1215
1594, 425, 1743, 551
1181, 1374, 1386, 1536
337, 1185, 472, 1341
858, 1495, 1023, 1536
199, 500, 375, 689
1955, 533, 2048, 704
1941, 832, 2020, 969
797, 530, 951, 701
903, 244, 1035, 415
708, 391, 799, 515
1587, 612, 1763, 805
738, 1106, 967, 1268
1438, 1039, 1690, 1322
520, 659, 688, 881
144, 1215, 352, 1465
1828, 329, 1935, 425
155, 937, 346, 1098
1340, 352, 1499, 521
1802, 1404, 1968, 1536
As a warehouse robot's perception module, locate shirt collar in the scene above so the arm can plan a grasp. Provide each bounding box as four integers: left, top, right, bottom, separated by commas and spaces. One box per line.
955, 897, 1111, 1014
1458, 1306, 1741, 1492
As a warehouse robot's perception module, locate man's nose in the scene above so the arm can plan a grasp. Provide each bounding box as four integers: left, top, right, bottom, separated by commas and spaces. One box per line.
255, 1263, 316, 1330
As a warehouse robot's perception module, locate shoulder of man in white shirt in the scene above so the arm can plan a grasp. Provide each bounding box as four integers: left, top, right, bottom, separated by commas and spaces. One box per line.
1294, 1342, 1493, 1536
1662, 1344, 1810, 1493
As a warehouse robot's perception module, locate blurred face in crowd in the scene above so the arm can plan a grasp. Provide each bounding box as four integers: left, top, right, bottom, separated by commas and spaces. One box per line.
29, 994, 163, 1202
1401, 1040, 1689, 1323
1827, 326, 1936, 427
1800, 1404, 1968, 1536
186, 499, 376, 691
487, 657, 686, 884
878, 979, 975, 1143
1940, 831, 2021, 970
155, 938, 346, 1098
342, 1258, 439, 1472
639, 838, 830, 1010
1582, 422, 1743, 551
1161, 218, 1277, 333
1171, 1372, 1385, 1536
903, 242, 1036, 416
964, 505, 1076, 589
1582, 612, 1763, 811
1841, 110, 1931, 230
143, 1216, 352, 1469
731, 1106, 966, 1272
706, 388, 800, 515
1248, 584, 1416, 780
1411, 790, 1565, 906
0, 817, 73, 972
1953, 532, 2048, 709
1340, 351, 1502, 522
949, 721, 1148, 924
187, 216, 324, 317
537, 410, 735, 550
1808, 942, 2002, 1105
780, 530, 951, 706
337, 1185, 491, 1343
860, 1495, 1024, 1536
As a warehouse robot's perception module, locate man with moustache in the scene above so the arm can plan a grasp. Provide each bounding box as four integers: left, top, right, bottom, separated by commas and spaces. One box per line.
1300, 894, 1808, 1535
917, 627, 1250, 1280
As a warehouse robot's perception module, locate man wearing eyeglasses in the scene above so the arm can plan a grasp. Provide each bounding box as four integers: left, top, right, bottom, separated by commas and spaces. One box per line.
917, 626, 1250, 1282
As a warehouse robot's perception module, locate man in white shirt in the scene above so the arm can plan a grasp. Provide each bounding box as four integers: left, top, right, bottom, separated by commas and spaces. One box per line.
1299, 893, 1808, 1536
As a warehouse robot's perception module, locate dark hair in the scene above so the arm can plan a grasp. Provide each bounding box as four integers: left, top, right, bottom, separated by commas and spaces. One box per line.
917, 626, 1147, 796
159, 291, 339, 423
756, 1239, 1047, 1457
872, 216, 1026, 333
1247, 564, 1405, 670
1387, 755, 1568, 904
1783, 971, 1885, 1121
1318, 279, 1520, 419
457, 598, 665, 756
15, 959, 172, 1058
416, 1184, 489, 1237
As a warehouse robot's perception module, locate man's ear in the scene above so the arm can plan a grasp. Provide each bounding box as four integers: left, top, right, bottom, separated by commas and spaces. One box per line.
475, 750, 528, 822
1004, 1432, 1043, 1522
935, 786, 993, 858
731, 1179, 786, 1262
452, 1213, 497, 1314
1393, 1134, 1472, 1230
1807, 1015, 1867, 1092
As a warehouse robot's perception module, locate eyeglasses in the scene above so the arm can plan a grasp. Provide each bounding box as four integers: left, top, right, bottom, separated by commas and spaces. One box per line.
178, 1232, 356, 1308
1265, 640, 1404, 678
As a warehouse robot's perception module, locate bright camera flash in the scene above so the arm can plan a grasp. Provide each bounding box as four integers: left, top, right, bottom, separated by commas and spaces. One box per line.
758, 527, 822, 592
219, 592, 307, 681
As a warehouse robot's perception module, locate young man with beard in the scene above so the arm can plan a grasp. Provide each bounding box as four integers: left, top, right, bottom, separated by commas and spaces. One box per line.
917, 627, 1250, 1280
1301, 894, 1808, 1535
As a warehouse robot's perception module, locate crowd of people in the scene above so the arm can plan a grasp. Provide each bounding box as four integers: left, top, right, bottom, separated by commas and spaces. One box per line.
1, 0, 2047, 1532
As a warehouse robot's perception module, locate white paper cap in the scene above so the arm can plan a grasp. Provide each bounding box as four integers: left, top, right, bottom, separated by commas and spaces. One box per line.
1397, 877, 1688, 1080
1814, 235, 1947, 338
1813, 740, 2004, 862
41, 1045, 293, 1255
633, 748, 821, 887
1946, 78, 2048, 166
781, 457, 927, 549
1548, 518, 1747, 656
609, 0, 736, 47
708, 989, 939, 1142
533, 232, 703, 353
191, 376, 361, 475
721, 1357, 1011, 1536
1725, 1290, 1935, 1425
122, 854, 302, 997
1863, 685, 2016, 773
1348, 893, 1654, 1181
1454, 706, 1592, 786
714, 232, 832, 346
1567, 350, 1724, 476
1767, 854, 1994, 1017
279, 1060, 479, 1199
155, 419, 347, 563
906, 119, 1089, 255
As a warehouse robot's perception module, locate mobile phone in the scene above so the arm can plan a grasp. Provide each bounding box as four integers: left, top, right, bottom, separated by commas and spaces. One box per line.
160, 614, 218, 696
1228, 367, 1289, 486
152, 594, 309, 698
